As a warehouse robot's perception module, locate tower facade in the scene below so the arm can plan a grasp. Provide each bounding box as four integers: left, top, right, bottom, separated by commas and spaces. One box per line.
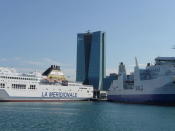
76, 31, 106, 90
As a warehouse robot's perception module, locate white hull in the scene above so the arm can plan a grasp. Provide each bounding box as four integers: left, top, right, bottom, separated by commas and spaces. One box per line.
0, 83, 93, 102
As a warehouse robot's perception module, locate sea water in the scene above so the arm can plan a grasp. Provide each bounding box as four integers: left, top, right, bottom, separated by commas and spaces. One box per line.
0, 102, 175, 131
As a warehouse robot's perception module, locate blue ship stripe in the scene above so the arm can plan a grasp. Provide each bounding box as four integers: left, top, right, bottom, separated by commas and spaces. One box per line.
108, 94, 175, 105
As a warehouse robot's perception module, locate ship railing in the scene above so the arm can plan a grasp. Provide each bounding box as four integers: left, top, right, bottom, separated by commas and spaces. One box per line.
39, 81, 62, 85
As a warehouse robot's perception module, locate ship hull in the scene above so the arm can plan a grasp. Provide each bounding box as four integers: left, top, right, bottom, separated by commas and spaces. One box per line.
0, 89, 92, 102
108, 94, 175, 105
0, 99, 89, 102
0, 97, 91, 102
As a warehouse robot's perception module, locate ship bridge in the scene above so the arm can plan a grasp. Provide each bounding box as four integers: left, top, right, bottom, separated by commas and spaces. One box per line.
155, 57, 175, 65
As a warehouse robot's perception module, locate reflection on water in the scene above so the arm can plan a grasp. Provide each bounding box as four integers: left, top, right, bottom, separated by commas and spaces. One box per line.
0, 102, 175, 131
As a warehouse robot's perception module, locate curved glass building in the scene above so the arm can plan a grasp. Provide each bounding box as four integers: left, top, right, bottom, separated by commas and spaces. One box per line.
76, 31, 106, 90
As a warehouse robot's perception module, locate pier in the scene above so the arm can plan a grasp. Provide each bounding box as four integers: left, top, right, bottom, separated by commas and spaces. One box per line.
91, 90, 107, 101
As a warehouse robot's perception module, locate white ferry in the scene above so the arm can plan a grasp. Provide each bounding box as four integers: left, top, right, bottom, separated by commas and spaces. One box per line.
108, 57, 175, 105
0, 65, 93, 102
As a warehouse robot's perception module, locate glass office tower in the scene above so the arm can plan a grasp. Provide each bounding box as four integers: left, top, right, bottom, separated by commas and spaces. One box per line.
76, 31, 106, 90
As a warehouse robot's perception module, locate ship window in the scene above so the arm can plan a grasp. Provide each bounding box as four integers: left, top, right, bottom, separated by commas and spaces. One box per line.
0, 83, 5, 88
29, 85, 36, 89
12, 84, 26, 89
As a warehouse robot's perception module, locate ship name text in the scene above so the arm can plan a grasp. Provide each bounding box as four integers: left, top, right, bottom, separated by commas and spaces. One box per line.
42, 92, 77, 98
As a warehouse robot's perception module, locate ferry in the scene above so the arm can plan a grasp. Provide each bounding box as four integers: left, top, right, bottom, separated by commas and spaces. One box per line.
108, 57, 175, 105
0, 65, 93, 102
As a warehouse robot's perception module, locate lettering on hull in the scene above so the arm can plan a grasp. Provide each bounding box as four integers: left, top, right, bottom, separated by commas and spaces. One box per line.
42, 92, 77, 98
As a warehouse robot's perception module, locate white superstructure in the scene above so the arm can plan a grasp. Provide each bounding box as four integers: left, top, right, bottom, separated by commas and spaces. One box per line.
0, 66, 93, 102
108, 57, 175, 105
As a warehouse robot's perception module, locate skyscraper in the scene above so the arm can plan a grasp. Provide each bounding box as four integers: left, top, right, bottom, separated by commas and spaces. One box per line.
76, 31, 106, 90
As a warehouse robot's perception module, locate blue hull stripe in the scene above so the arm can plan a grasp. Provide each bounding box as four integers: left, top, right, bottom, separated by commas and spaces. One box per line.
108, 94, 175, 105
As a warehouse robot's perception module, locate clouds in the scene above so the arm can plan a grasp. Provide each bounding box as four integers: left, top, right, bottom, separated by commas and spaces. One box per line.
0, 57, 76, 80
0, 57, 66, 67
128, 64, 146, 68
0, 56, 118, 80
0, 57, 147, 80
23, 58, 61, 67
63, 68, 76, 81
0, 58, 8, 62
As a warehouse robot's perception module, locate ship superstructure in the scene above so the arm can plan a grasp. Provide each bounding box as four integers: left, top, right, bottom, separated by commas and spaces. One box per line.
108, 57, 175, 105
0, 65, 93, 102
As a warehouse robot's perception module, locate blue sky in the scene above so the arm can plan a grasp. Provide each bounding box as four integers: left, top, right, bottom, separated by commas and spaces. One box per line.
0, 0, 175, 80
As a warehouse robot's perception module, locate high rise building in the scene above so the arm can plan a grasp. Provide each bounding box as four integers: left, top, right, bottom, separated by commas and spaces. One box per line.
103, 73, 118, 90
76, 31, 106, 90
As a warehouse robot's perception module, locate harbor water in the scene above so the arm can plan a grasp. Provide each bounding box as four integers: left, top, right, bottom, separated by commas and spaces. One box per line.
0, 102, 175, 131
